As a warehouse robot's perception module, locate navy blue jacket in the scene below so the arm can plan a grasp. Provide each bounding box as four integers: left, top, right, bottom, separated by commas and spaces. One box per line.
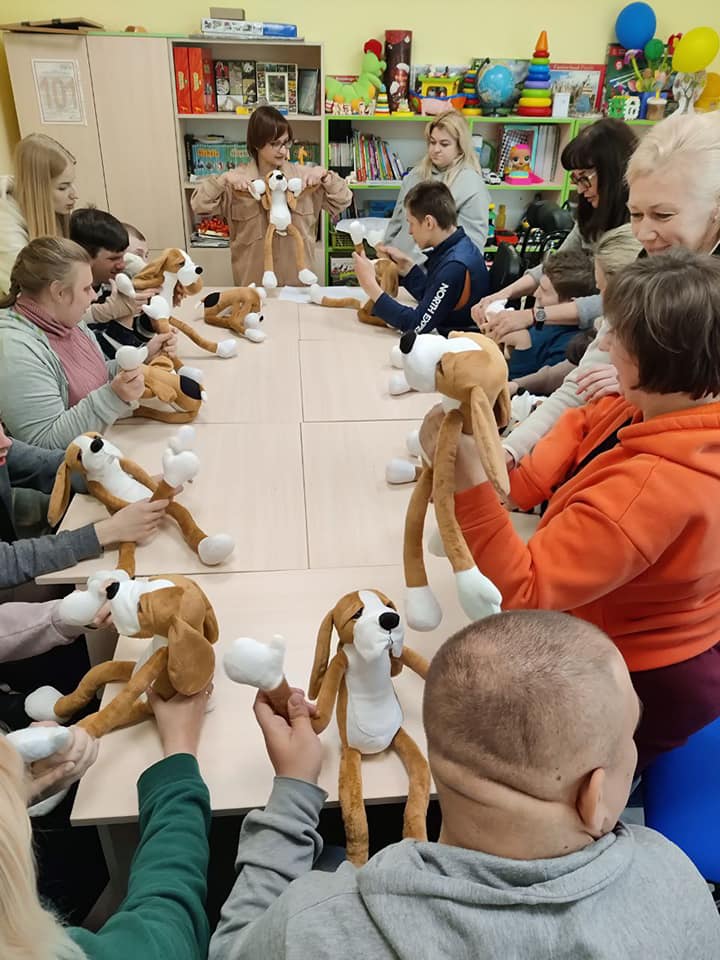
373, 227, 488, 337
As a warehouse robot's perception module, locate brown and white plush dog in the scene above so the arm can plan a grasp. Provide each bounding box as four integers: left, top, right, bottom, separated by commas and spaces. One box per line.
398, 331, 507, 631
249, 169, 318, 289
116, 248, 238, 360
308, 259, 399, 327
48, 430, 234, 576
116, 345, 205, 423
199, 285, 267, 343
310, 590, 429, 865
223, 588, 429, 865
25, 572, 218, 738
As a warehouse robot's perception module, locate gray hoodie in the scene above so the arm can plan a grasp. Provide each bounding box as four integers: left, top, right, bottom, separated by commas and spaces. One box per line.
210, 778, 720, 960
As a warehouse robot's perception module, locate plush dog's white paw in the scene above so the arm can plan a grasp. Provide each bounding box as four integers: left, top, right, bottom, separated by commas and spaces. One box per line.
177, 365, 205, 384
142, 295, 171, 321
298, 268, 318, 286
389, 371, 412, 396
224, 634, 286, 690
405, 586, 442, 632
405, 428, 422, 459
6, 726, 72, 763
287, 177, 302, 195
115, 273, 135, 297
25, 686, 65, 723
198, 534, 235, 565
162, 449, 199, 487
58, 588, 107, 627
245, 329, 266, 343
262, 271, 278, 290
455, 567, 503, 622
308, 283, 324, 305
168, 425, 195, 453
386, 458, 420, 485
390, 344, 404, 369
216, 338, 238, 358
116, 345, 148, 370
426, 525, 447, 558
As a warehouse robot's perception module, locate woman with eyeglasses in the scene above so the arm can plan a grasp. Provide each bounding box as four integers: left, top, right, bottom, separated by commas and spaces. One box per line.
473, 119, 638, 340
0, 134, 78, 297
191, 106, 352, 287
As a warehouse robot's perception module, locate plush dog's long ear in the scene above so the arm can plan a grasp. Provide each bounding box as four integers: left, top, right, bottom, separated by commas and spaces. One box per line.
308, 609, 335, 700
494, 384, 512, 432
469, 385, 510, 498
48, 461, 73, 527
141, 586, 214, 695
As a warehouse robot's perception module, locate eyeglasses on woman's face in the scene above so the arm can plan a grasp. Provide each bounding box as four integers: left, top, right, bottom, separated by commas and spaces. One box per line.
269, 137, 293, 151
570, 170, 597, 191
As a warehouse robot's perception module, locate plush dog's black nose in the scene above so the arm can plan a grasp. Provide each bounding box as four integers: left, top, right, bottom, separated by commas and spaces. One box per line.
90, 437, 103, 453
106, 582, 120, 600
400, 331, 416, 355
195, 265, 203, 276
379, 611, 400, 631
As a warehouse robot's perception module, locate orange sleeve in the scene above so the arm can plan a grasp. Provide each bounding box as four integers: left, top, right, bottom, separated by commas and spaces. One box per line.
510, 404, 590, 510
456, 477, 653, 611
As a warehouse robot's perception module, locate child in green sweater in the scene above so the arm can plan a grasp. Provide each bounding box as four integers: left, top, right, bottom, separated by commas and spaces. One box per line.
0, 682, 212, 960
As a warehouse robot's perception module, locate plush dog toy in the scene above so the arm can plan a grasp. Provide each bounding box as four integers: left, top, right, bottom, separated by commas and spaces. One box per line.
398, 330, 508, 631
116, 248, 238, 360
199, 284, 267, 343
25, 572, 218, 738
309, 221, 398, 327
224, 590, 430, 865
116, 345, 205, 423
249, 169, 318, 289
48, 428, 234, 576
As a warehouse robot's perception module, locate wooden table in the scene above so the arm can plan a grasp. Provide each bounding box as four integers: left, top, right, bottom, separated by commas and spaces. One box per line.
38, 421, 307, 583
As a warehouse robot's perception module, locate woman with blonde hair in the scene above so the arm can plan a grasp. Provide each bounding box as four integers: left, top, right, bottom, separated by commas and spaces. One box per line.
0, 681, 212, 960
503, 110, 720, 465
0, 134, 78, 296
0, 238, 151, 449
381, 110, 490, 261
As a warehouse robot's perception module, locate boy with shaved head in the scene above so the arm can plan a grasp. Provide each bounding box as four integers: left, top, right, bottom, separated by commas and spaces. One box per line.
211, 611, 720, 960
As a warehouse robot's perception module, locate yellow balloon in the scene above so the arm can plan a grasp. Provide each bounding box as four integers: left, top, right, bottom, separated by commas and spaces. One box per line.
672, 27, 720, 74
696, 71, 720, 111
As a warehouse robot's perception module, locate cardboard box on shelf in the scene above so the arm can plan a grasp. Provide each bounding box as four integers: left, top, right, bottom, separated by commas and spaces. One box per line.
201, 18, 298, 38
216, 60, 257, 112
173, 47, 191, 114
188, 46, 216, 113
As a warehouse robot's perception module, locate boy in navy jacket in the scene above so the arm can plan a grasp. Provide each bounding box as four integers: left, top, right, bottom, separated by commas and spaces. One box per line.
353, 181, 488, 337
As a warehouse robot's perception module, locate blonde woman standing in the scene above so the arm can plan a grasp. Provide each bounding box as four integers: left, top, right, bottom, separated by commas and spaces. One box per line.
382, 110, 490, 261
0, 134, 78, 296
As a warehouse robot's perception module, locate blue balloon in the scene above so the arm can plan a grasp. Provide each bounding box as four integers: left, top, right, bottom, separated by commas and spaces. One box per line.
615, 2, 656, 51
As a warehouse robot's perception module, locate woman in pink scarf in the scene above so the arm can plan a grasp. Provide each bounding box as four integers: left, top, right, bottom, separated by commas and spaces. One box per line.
0, 238, 151, 449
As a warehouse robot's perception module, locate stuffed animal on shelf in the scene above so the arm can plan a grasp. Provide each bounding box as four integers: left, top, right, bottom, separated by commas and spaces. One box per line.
48, 428, 234, 576
223, 589, 430, 866
25, 572, 218, 738
115, 248, 238, 359
199, 285, 267, 343
309, 221, 399, 327
398, 331, 507, 631
116, 345, 205, 423
325, 39, 387, 109
249, 170, 318, 290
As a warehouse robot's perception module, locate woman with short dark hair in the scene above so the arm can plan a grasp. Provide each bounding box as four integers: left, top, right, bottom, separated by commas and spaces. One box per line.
191, 106, 351, 286
420, 248, 720, 770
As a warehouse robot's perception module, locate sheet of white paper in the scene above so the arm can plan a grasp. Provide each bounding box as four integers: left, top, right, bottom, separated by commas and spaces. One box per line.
32, 59, 86, 124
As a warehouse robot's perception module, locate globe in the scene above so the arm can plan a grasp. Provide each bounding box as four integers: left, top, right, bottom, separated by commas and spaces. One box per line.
477, 64, 515, 112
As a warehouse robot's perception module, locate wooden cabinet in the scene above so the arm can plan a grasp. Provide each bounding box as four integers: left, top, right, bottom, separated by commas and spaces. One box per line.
4, 32, 108, 209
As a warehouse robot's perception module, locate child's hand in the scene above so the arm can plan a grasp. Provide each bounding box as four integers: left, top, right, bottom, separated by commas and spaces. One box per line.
149, 682, 213, 758
27, 724, 99, 803
147, 331, 177, 360
253, 690, 323, 784
352, 252, 382, 298
375, 244, 413, 276
575, 364, 620, 401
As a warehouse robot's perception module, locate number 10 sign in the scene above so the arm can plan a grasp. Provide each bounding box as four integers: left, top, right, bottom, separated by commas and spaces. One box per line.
32, 59, 86, 124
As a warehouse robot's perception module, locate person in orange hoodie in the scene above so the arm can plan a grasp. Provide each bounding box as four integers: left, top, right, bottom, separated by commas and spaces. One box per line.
419, 249, 720, 771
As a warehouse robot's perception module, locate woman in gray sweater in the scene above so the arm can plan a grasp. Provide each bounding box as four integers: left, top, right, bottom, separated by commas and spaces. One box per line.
382, 110, 490, 263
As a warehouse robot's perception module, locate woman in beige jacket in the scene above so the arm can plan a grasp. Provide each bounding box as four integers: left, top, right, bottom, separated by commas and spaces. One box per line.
191, 106, 352, 287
